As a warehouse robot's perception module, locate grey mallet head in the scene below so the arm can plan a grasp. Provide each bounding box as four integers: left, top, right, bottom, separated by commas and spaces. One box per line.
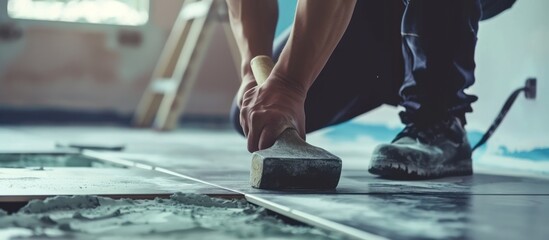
250, 129, 342, 189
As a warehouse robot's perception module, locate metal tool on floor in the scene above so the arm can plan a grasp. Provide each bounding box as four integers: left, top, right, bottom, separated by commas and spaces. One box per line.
133, 0, 240, 131
248, 56, 342, 189
55, 142, 125, 152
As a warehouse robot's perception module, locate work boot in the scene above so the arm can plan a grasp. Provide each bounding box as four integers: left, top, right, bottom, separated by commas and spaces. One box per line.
368, 117, 472, 179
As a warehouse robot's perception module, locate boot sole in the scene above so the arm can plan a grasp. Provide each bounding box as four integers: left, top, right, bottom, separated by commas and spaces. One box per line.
368, 158, 473, 180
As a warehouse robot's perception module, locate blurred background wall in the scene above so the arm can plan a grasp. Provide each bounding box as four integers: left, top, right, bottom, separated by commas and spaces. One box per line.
0, 0, 239, 119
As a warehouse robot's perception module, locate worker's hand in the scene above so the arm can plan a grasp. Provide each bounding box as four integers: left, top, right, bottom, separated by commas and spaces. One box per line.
240, 75, 306, 152
236, 74, 257, 108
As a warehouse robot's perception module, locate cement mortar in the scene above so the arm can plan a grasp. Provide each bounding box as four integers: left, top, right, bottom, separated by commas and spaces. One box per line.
0, 193, 344, 240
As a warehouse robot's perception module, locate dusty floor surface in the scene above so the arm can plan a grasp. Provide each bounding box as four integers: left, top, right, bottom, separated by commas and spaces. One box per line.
0, 154, 117, 169
0, 193, 343, 240
1, 125, 548, 239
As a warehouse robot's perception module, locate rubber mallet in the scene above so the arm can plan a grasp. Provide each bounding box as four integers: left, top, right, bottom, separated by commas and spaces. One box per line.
249, 55, 342, 189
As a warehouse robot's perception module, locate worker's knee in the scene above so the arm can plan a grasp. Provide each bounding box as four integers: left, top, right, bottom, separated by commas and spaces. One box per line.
230, 99, 245, 137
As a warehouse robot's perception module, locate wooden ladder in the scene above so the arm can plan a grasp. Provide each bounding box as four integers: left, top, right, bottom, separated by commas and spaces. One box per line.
133, 0, 240, 130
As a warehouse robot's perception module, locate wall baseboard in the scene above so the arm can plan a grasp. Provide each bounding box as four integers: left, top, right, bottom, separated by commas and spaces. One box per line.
0, 107, 231, 128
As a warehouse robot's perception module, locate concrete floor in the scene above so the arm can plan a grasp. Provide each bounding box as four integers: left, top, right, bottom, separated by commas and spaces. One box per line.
1, 125, 548, 239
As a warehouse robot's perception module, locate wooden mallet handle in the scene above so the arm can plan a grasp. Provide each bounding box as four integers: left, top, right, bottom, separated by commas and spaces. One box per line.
250, 55, 275, 86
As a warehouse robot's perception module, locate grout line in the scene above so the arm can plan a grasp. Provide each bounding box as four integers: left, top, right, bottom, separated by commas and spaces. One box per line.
82, 151, 137, 167
83, 150, 245, 195
245, 195, 388, 240
84, 150, 387, 240
247, 192, 549, 196
154, 167, 246, 195
244, 193, 549, 196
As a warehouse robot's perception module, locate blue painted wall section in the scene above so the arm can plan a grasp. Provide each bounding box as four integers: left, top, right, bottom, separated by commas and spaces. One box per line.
276, 0, 297, 37
498, 147, 549, 162
324, 122, 485, 151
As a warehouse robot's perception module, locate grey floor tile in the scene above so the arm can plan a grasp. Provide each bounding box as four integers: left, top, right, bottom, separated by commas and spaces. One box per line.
250, 194, 549, 240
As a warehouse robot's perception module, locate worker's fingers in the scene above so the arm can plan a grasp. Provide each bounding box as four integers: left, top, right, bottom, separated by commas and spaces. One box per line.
239, 87, 256, 137
297, 118, 306, 141
236, 80, 257, 108
258, 126, 284, 150
238, 103, 247, 136
239, 106, 249, 137
247, 117, 264, 152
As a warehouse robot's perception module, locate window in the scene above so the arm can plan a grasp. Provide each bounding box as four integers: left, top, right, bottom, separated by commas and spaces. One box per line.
7, 0, 149, 26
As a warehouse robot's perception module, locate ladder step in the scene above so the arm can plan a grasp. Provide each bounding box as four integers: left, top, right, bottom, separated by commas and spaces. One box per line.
181, 1, 211, 20
133, 0, 238, 130
151, 78, 179, 93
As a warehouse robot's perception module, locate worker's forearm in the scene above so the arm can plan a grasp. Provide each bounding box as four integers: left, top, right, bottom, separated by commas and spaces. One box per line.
273, 0, 357, 94
226, 0, 278, 81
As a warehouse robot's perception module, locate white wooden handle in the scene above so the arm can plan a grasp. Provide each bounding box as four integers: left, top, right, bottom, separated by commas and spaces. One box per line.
250, 55, 274, 86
